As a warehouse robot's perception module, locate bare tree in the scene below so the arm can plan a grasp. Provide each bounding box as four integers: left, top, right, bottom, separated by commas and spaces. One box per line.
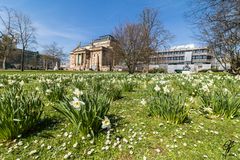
113, 8, 173, 74
43, 42, 64, 70
113, 23, 144, 74
43, 42, 64, 60
14, 11, 36, 71
187, 0, 240, 74
0, 7, 16, 69
139, 8, 174, 71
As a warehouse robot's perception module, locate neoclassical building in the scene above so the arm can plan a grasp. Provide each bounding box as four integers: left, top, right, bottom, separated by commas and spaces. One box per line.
69, 35, 116, 71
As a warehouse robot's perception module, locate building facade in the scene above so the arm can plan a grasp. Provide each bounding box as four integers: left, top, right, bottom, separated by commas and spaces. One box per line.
69, 36, 221, 73
69, 35, 116, 71
149, 44, 218, 73
0, 48, 60, 70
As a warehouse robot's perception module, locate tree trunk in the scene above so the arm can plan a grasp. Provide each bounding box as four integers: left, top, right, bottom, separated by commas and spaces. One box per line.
21, 48, 25, 71
145, 63, 150, 73
230, 57, 240, 75
2, 56, 6, 70
128, 64, 136, 74
97, 54, 100, 71
45, 60, 48, 70
129, 70, 134, 74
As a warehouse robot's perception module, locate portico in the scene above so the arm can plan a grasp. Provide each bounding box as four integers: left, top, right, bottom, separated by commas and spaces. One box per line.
69, 35, 116, 71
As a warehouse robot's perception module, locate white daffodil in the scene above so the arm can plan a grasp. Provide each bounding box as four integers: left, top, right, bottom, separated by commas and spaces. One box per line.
235, 75, 240, 80
163, 85, 170, 94
8, 80, 15, 85
159, 80, 167, 85
73, 88, 83, 97
73, 142, 78, 148
189, 96, 194, 103
140, 99, 146, 106
46, 89, 52, 95
223, 88, 230, 94
29, 150, 37, 155
202, 85, 210, 93
19, 80, 24, 86
102, 116, 111, 129
203, 107, 213, 114
17, 141, 23, 146
154, 85, 160, 92
70, 97, 85, 110
87, 148, 94, 155
63, 152, 72, 159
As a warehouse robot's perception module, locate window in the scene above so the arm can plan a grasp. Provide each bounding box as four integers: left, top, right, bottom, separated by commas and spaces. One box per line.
207, 56, 212, 59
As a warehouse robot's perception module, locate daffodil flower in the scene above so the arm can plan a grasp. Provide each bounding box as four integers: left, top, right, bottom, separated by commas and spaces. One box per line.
70, 97, 85, 110
102, 116, 111, 129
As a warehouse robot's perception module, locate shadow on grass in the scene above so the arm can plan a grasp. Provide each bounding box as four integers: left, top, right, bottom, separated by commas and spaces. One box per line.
22, 116, 61, 139
113, 95, 125, 101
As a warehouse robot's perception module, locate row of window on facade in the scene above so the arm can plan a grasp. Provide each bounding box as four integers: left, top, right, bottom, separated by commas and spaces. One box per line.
192, 55, 212, 60
158, 49, 207, 55
151, 56, 184, 61
150, 55, 212, 62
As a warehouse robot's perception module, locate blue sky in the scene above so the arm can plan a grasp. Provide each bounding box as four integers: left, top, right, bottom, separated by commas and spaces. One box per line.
0, 0, 198, 54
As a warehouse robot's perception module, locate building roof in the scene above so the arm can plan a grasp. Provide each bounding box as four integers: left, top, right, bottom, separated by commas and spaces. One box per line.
71, 35, 114, 54
158, 46, 208, 53
93, 35, 114, 43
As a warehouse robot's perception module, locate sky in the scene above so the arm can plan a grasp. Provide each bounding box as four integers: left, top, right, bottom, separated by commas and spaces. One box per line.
0, 0, 199, 55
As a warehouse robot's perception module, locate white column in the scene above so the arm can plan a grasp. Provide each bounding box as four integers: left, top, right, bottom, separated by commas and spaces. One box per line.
75, 54, 78, 65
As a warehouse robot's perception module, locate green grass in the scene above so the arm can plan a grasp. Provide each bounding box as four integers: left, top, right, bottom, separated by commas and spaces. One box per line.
0, 70, 128, 75
0, 71, 239, 160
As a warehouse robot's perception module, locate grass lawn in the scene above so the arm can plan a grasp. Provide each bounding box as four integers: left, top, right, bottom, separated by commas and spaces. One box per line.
0, 71, 239, 160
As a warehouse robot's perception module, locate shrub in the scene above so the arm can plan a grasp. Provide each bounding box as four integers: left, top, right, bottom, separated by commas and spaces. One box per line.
148, 85, 189, 124
122, 79, 135, 92
172, 79, 199, 97
149, 68, 167, 73
105, 84, 122, 100
0, 86, 43, 140
53, 88, 111, 136
198, 68, 223, 73
200, 89, 240, 119
175, 69, 182, 73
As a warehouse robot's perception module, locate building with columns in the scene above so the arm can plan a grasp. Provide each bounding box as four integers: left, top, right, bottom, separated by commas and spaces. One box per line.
69, 35, 116, 71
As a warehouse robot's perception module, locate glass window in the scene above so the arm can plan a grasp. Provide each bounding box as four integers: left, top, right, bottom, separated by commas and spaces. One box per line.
207, 56, 212, 59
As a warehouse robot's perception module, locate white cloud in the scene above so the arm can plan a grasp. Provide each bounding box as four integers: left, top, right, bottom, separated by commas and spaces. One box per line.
33, 22, 86, 41
32, 21, 92, 53
171, 44, 195, 50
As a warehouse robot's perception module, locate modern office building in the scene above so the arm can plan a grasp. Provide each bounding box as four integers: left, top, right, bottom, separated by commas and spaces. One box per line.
149, 44, 218, 73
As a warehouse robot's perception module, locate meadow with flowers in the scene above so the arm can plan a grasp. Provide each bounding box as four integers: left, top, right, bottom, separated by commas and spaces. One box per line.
0, 71, 240, 159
